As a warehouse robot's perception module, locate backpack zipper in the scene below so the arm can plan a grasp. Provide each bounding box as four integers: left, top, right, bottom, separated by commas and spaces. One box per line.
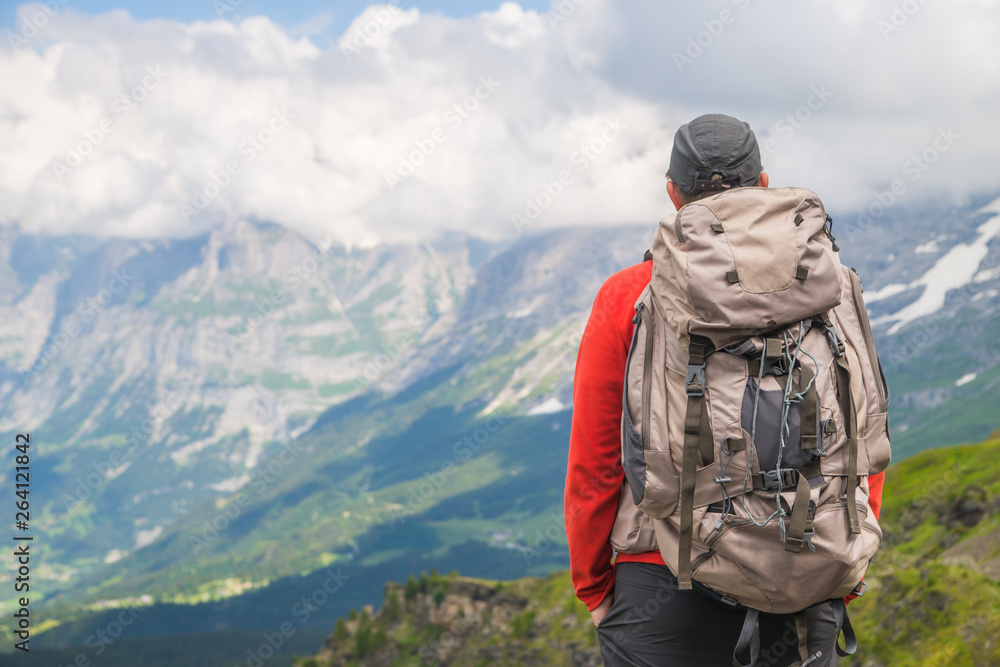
705, 517, 754, 549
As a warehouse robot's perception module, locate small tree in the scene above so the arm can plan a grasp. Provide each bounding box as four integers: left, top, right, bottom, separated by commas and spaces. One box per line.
355, 625, 373, 657
332, 617, 349, 642
404, 574, 419, 600
384, 590, 401, 620
432, 585, 446, 608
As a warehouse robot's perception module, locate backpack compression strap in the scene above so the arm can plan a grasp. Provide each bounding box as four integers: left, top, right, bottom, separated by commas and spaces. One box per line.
678, 335, 714, 590
772, 366, 821, 553
834, 355, 861, 535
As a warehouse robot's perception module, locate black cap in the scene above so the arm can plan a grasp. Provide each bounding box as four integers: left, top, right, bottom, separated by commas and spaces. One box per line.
668, 114, 762, 194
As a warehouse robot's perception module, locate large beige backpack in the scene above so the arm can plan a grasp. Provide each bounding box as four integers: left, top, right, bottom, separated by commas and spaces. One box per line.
616, 187, 891, 664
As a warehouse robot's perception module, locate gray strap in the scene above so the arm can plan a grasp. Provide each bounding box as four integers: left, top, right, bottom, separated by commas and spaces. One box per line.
834, 598, 858, 657
732, 608, 760, 667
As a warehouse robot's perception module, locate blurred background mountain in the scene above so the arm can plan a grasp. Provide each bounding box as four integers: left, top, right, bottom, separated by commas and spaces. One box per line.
3, 0, 1000, 663
2, 191, 1000, 665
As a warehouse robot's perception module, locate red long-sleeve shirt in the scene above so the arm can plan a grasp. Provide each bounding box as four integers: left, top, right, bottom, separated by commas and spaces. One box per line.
564, 258, 885, 611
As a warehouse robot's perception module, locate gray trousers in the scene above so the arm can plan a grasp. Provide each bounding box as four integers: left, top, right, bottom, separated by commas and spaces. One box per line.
596, 563, 844, 667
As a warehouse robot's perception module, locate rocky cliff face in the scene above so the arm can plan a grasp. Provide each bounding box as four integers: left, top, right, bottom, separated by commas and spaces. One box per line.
0, 220, 484, 594
300, 572, 601, 667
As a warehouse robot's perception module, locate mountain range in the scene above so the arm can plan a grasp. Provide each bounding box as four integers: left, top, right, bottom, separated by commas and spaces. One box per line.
1, 189, 999, 662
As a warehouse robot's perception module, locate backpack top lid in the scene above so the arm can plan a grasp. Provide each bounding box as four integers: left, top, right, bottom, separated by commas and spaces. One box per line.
649, 186, 843, 348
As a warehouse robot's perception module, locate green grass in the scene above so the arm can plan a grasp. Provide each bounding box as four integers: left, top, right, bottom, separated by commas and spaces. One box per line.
842, 435, 1000, 665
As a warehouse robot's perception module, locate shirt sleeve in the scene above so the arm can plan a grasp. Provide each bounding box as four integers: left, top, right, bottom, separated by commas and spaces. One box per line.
867, 470, 885, 521
565, 287, 629, 611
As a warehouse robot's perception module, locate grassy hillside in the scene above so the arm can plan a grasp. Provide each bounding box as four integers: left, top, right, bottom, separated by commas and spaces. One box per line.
844, 433, 1000, 666
7, 436, 998, 666
301, 434, 1000, 667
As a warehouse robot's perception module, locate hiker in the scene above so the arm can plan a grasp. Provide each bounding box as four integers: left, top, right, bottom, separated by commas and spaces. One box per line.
565, 114, 889, 666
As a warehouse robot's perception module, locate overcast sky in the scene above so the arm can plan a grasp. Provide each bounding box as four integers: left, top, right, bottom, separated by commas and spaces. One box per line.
1, 0, 998, 246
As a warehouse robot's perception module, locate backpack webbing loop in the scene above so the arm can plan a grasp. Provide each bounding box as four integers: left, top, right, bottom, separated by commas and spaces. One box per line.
833, 598, 859, 657
678, 337, 712, 591
732, 608, 760, 667
785, 472, 815, 553
834, 355, 861, 534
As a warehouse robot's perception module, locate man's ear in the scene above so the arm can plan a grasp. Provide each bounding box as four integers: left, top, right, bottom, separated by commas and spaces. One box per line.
667, 180, 685, 211
757, 172, 769, 188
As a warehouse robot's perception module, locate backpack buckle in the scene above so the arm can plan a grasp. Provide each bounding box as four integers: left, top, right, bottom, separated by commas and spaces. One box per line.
851, 581, 868, 597
821, 321, 846, 358
786, 528, 816, 553
753, 469, 799, 493
685, 364, 706, 396
801, 526, 816, 553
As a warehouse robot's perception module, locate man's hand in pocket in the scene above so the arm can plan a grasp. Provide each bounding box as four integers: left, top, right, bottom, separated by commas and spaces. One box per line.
591, 590, 614, 627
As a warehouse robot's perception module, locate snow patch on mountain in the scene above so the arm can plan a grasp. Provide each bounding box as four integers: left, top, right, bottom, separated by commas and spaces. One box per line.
955, 373, 977, 387
874, 197, 1000, 334
527, 397, 565, 415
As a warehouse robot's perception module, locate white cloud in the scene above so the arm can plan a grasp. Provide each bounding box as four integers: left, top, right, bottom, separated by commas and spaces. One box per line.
1, 0, 999, 246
